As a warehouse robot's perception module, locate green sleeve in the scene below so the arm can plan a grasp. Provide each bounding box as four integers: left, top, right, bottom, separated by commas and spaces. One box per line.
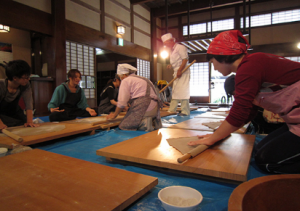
47, 85, 66, 110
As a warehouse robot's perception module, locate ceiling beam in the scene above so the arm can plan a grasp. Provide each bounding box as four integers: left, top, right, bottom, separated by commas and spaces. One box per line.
152, 0, 274, 18
129, 0, 155, 5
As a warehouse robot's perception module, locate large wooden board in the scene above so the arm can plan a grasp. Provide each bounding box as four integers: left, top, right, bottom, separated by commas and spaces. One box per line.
169, 118, 248, 134
0, 122, 101, 148
161, 107, 198, 112
97, 128, 256, 182
0, 149, 158, 211
194, 111, 227, 119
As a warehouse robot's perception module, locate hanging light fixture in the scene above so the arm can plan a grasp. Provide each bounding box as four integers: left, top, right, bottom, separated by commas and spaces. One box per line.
0, 24, 10, 33
117, 25, 125, 35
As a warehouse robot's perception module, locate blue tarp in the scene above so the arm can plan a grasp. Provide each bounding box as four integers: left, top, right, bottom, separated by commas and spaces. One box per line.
32, 110, 270, 211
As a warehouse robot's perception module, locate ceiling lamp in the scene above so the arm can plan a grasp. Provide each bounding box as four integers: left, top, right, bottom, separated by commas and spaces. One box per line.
160, 50, 169, 59
297, 42, 300, 49
0, 24, 10, 33
117, 25, 125, 35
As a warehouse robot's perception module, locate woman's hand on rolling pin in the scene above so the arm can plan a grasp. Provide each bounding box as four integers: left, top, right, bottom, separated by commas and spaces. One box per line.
188, 134, 214, 146
106, 112, 117, 120
50, 107, 64, 113
86, 108, 97, 116
24, 122, 39, 127
0, 122, 7, 130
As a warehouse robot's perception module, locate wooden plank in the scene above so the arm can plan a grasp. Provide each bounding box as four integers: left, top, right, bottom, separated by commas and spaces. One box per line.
169, 118, 248, 134
161, 107, 198, 112
0, 122, 101, 148
160, 110, 177, 117
97, 128, 256, 182
0, 149, 158, 211
194, 112, 227, 119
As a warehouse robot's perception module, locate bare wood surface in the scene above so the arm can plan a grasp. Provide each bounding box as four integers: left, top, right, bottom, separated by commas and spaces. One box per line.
2, 129, 23, 142
0, 149, 158, 211
0, 122, 102, 148
97, 128, 255, 182
194, 112, 227, 119
169, 118, 248, 134
161, 107, 198, 112
228, 174, 300, 211
159, 60, 196, 93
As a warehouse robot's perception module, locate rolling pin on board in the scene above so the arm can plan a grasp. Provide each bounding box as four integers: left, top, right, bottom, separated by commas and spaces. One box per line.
177, 144, 208, 163
2, 129, 23, 143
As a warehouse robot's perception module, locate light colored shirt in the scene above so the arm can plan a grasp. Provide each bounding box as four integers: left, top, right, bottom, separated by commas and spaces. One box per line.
170, 43, 190, 99
117, 75, 158, 111
0, 79, 33, 110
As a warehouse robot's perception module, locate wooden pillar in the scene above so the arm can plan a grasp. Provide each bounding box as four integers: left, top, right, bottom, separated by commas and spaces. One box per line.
52, 0, 67, 87
150, 14, 157, 82
100, 0, 105, 33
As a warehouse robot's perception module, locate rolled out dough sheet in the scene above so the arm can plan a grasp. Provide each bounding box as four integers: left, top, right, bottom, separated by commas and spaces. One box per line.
167, 136, 199, 154
4, 124, 66, 137
69, 116, 123, 124
202, 121, 222, 130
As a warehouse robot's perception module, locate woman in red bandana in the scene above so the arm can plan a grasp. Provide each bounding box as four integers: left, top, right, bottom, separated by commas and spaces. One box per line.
189, 30, 300, 174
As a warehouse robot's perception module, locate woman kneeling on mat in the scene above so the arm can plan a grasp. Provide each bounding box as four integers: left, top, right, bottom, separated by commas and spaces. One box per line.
188, 30, 300, 174
48, 69, 97, 122
107, 64, 162, 131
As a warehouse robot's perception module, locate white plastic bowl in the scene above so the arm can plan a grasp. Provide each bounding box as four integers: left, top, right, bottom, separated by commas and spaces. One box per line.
158, 186, 203, 211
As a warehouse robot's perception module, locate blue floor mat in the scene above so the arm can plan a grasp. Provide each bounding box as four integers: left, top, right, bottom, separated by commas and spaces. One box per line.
32, 110, 270, 211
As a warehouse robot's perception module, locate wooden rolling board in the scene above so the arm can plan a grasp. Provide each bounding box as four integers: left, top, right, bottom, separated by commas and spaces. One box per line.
97, 128, 256, 182
0, 122, 101, 148
0, 149, 158, 211
161, 107, 198, 112
194, 111, 227, 119
207, 107, 230, 112
169, 118, 248, 134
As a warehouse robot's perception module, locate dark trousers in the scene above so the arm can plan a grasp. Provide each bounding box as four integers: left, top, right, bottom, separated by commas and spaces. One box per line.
0, 110, 27, 127
254, 124, 300, 173
49, 108, 91, 122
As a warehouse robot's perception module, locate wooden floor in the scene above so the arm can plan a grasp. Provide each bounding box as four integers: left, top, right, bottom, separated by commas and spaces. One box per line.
97, 128, 256, 182
0, 149, 158, 211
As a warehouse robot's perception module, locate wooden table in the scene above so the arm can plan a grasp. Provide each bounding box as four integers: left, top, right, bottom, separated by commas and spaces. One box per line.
0, 149, 158, 211
0, 122, 101, 149
97, 128, 256, 182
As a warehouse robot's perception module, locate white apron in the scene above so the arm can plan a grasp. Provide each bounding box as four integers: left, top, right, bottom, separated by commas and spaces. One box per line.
170, 44, 190, 100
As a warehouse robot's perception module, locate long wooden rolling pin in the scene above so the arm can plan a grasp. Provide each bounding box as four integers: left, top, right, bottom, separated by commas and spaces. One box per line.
159, 60, 196, 94
92, 118, 123, 126
2, 129, 23, 143
177, 144, 208, 163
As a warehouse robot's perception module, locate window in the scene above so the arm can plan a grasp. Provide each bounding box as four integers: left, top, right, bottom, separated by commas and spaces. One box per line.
66, 41, 95, 98
137, 58, 150, 79
241, 9, 300, 28
285, 56, 300, 62
183, 19, 234, 36
240, 14, 271, 28
273, 9, 300, 24
190, 62, 209, 96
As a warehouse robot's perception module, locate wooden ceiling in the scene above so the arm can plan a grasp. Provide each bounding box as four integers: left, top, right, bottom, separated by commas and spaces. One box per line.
130, 0, 275, 18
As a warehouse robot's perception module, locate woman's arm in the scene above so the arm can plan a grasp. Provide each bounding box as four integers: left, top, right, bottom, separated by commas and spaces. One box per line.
188, 120, 240, 146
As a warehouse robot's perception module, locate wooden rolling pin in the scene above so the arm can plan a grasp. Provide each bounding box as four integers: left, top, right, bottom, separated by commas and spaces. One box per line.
159, 60, 196, 93
92, 117, 123, 126
2, 129, 23, 143
177, 144, 208, 163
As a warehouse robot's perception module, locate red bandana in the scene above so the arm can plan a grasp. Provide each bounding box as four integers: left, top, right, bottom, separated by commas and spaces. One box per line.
207, 30, 250, 55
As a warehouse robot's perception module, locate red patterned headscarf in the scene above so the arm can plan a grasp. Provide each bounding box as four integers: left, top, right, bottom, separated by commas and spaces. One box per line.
207, 30, 250, 55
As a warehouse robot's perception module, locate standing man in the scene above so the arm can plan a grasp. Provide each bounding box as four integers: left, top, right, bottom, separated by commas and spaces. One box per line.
161, 33, 190, 116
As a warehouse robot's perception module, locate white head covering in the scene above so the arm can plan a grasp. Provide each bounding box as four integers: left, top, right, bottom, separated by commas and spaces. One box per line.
161, 33, 173, 43
117, 63, 137, 75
